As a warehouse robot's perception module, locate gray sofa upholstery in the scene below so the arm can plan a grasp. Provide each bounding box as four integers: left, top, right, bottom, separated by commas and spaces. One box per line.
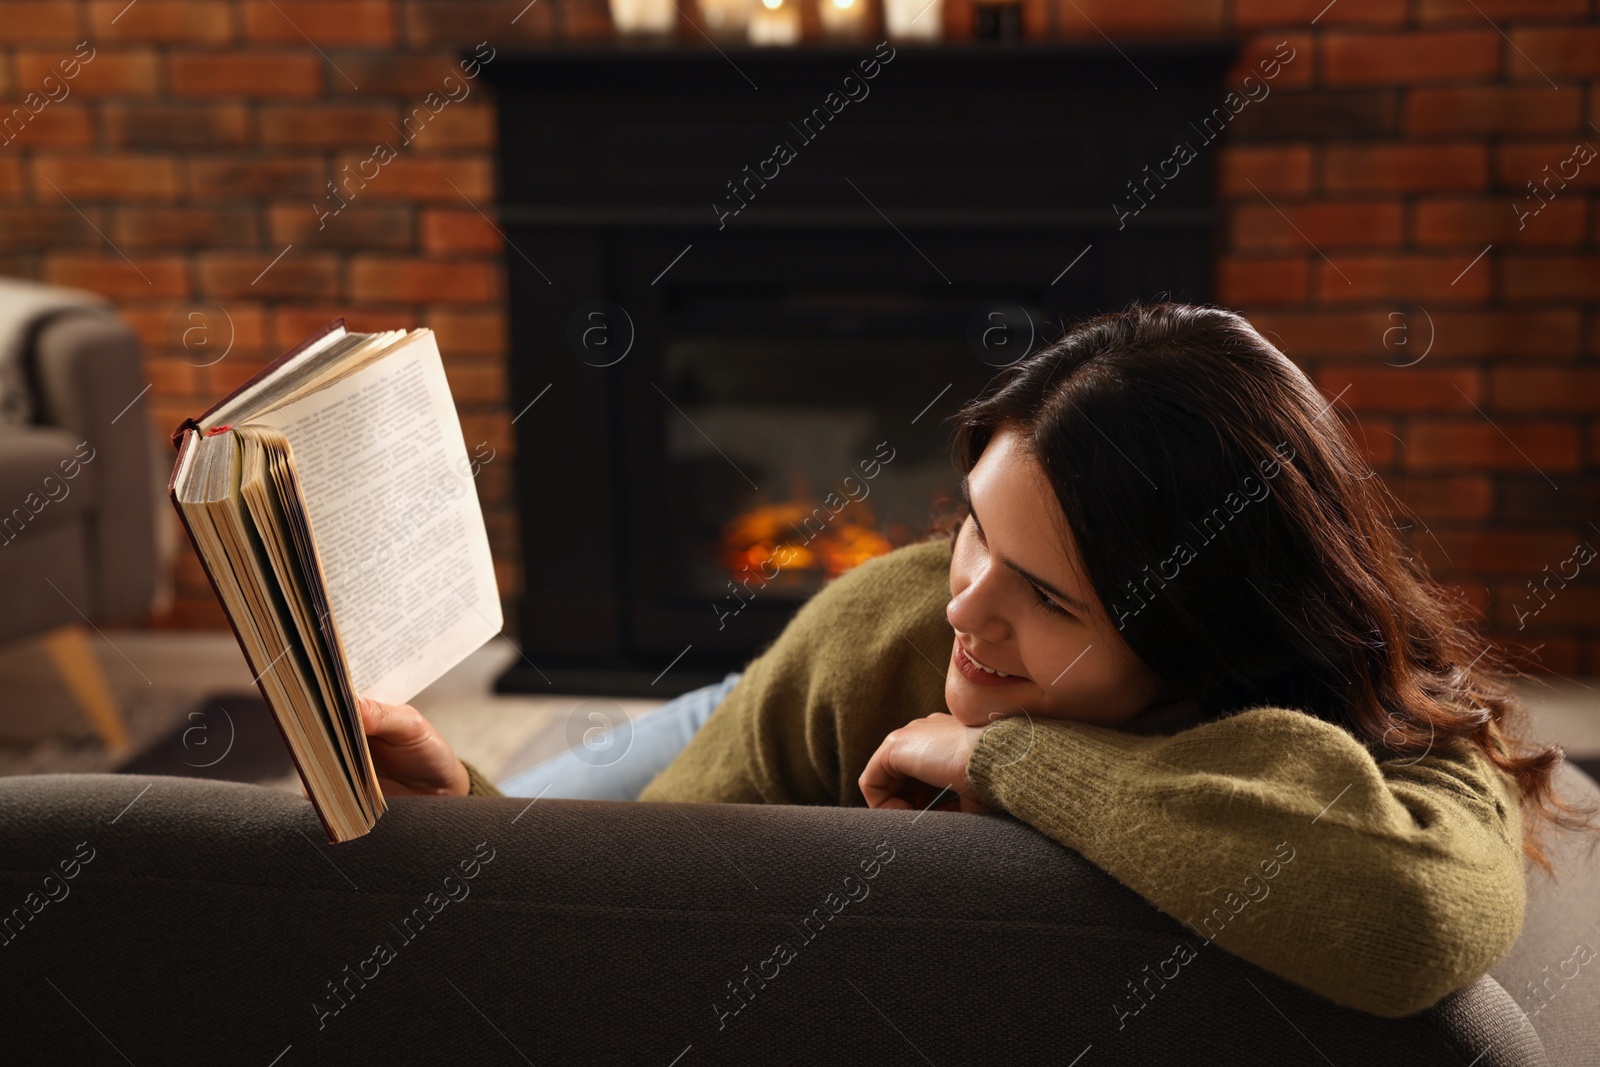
0, 308, 157, 645
2, 761, 1596, 1065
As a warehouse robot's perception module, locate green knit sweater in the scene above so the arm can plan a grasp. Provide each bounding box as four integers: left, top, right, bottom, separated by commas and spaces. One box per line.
624, 535, 1529, 1019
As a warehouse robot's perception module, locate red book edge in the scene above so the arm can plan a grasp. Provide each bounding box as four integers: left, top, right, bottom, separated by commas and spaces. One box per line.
165, 315, 365, 845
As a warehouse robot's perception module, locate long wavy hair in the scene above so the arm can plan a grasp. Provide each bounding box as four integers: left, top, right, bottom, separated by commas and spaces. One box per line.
937, 300, 1597, 877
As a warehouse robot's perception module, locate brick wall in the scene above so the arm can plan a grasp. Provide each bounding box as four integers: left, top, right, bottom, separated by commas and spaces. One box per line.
1, 1, 1596, 674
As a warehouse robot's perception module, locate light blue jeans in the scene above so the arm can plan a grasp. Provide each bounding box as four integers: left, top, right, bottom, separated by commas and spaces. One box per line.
495, 672, 743, 800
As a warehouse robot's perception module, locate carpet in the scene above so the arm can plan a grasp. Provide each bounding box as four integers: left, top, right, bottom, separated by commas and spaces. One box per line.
115, 693, 297, 786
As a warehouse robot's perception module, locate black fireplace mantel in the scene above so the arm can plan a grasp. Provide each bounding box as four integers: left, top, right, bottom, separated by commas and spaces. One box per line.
482, 39, 1239, 696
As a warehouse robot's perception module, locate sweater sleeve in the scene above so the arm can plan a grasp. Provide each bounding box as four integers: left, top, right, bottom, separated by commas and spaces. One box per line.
964, 705, 1527, 1018
461, 759, 504, 798
638, 538, 956, 806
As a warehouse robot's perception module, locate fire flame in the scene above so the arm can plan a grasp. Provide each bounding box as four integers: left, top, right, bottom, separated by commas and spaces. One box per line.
719, 500, 899, 580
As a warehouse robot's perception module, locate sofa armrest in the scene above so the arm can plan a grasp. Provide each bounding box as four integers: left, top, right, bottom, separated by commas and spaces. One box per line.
0, 774, 1550, 1065
28, 313, 157, 619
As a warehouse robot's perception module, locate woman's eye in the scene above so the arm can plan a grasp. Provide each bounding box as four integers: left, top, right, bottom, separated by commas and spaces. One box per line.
1028, 582, 1072, 619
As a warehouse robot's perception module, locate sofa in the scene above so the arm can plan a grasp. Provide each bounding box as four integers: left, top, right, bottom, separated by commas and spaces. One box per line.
2, 759, 1596, 1066
0, 280, 159, 750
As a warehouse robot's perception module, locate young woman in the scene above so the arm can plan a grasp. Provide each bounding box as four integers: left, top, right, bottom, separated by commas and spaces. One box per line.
358, 301, 1597, 1018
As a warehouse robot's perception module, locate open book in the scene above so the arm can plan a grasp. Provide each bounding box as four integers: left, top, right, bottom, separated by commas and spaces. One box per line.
167, 320, 501, 842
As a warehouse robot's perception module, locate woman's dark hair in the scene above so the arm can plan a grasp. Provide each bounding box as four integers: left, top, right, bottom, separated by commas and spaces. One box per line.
938, 299, 1597, 876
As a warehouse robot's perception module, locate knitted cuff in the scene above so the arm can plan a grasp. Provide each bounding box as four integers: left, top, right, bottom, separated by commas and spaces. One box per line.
461, 759, 504, 798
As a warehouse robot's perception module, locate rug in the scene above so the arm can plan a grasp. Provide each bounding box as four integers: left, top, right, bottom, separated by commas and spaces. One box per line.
115, 693, 297, 786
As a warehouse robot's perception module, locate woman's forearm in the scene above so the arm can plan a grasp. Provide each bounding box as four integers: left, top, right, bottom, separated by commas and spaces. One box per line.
965, 706, 1526, 1017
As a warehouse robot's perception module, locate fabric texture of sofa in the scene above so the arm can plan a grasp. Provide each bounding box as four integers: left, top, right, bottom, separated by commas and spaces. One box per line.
2, 759, 1596, 1065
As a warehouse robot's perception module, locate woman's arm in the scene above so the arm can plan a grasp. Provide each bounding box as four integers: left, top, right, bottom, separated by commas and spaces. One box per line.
963, 706, 1526, 1018
639, 539, 956, 805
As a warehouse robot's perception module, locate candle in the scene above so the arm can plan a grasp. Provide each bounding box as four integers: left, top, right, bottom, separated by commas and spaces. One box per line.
609, 0, 676, 34
748, 0, 801, 44
699, 0, 755, 36
882, 0, 940, 39
818, 0, 870, 38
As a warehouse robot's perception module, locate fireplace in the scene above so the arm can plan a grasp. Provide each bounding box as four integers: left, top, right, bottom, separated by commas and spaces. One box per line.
483, 40, 1237, 695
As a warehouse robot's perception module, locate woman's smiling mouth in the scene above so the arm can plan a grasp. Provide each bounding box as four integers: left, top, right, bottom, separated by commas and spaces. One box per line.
954, 642, 1029, 687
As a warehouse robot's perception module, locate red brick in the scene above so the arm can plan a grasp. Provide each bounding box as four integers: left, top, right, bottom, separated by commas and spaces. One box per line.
395, 104, 495, 151
331, 154, 492, 201
0, 158, 20, 202
0, 3, 83, 44
1217, 257, 1309, 305
1423, 531, 1583, 575
1313, 367, 1481, 412
259, 104, 400, 147
1408, 421, 1580, 472
1234, 0, 1404, 27
0, 206, 103, 250
1494, 582, 1600, 631
459, 412, 513, 456
143, 356, 201, 397
1498, 141, 1600, 192
350, 257, 499, 303
267, 202, 414, 249
119, 301, 269, 354
188, 157, 325, 199
242, 2, 396, 45
1338, 415, 1397, 467
1490, 633, 1582, 677
325, 53, 488, 96
555, 0, 613, 39
424, 307, 506, 356
1503, 256, 1600, 302
43, 254, 191, 299
421, 209, 500, 254
1324, 32, 1500, 85
1491, 369, 1600, 413
399, 2, 557, 46
0, 104, 93, 148
270, 306, 419, 348
442, 358, 506, 404
88, 1, 235, 42
1222, 33, 1311, 91
1420, 0, 1586, 21
1407, 88, 1583, 135
1426, 311, 1580, 358
1509, 28, 1600, 81
1324, 145, 1487, 193
112, 207, 259, 249
1219, 145, 1313, 196
1230, 201, 1401, 251
198, 251, 340, 299
1055, 0, 1223, 36
1392, 476, 1493, 521
170, 54, 324, 98
1414, 198, 1586, 247
104, 103, 253, 148
33, 154, 181, 201
1318, 253, 1491, 303
16, 50, 161, 94
1246, 310, 1397, 357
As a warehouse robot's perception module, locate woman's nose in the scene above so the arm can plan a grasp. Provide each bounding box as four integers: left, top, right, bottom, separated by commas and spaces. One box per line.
947, 574, 1010, 645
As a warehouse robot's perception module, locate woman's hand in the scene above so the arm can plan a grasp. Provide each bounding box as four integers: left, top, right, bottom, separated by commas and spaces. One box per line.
859, 712, 990, 813
358, 695, 470, 797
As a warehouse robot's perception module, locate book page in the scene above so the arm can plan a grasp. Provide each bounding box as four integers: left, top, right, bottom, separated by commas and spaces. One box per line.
245, 332, 501, 705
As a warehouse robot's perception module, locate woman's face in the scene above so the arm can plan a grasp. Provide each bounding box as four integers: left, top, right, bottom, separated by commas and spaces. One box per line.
945, 423, 1175, 729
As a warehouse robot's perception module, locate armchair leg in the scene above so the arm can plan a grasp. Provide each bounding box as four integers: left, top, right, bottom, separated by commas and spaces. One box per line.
39, 624, 129, 753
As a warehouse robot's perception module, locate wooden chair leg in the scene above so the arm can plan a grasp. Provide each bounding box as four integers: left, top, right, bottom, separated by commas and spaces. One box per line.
39, 624, 129, 753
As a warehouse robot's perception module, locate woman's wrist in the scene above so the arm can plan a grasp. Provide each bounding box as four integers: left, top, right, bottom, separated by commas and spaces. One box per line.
460, 759, 505, 798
